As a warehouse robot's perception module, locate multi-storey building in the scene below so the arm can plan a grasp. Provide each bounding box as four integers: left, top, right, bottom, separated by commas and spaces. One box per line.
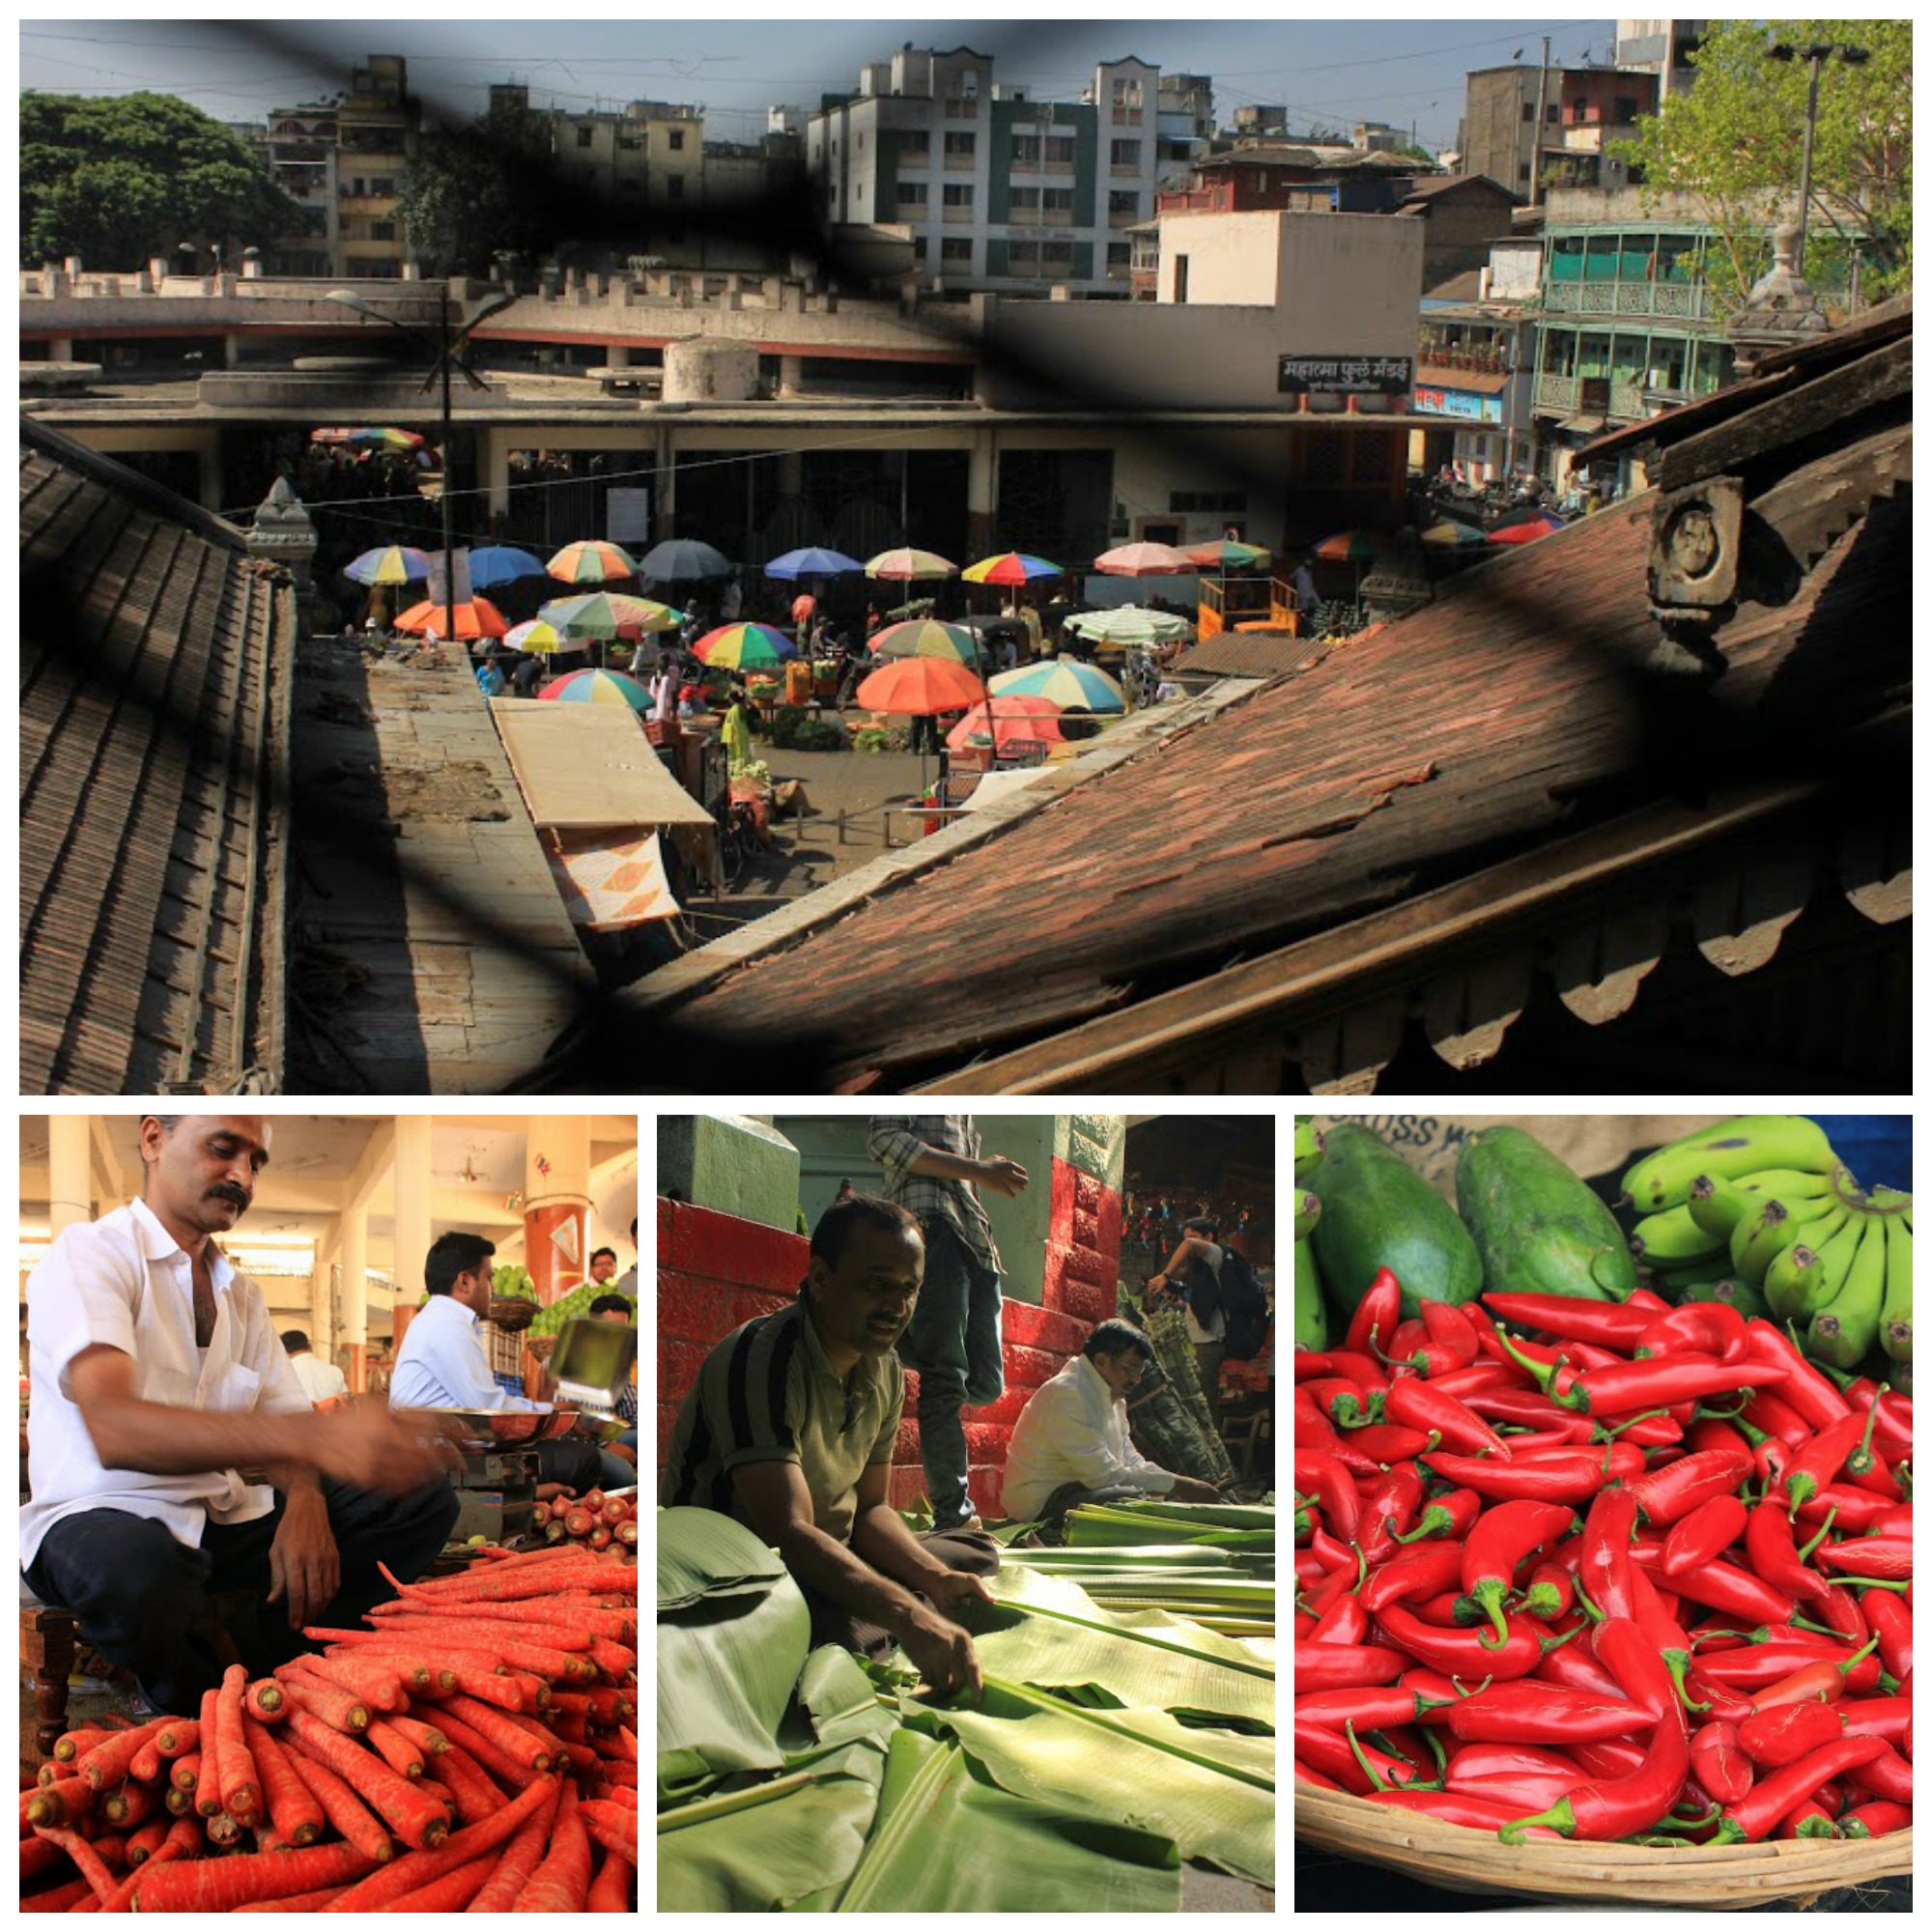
1613, 18, 1708, 98
261, 100, 340, 277
1414, 232, 1545, 483
808, 45, 1208, 295
334, 56, 418, 277
1461, 63, 1658, 199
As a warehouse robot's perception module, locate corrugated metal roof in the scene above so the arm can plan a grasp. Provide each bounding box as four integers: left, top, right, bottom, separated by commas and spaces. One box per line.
19, 421, 291, 1094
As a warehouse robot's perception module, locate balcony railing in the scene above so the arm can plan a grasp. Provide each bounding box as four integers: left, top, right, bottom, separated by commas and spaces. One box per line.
1533, 372, 1670, 421
1545, 278, 1712, 322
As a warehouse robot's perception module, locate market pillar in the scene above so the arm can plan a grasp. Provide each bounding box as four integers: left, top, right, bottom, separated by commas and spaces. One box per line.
966, 428, 997, 558
392, 1116, 433, 1313
48, 1117, 92, 1236
523, 1117, 592, 1306
340, 1206, 369, 1394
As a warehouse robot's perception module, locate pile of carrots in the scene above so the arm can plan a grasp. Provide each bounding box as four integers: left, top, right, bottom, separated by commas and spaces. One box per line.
20, 1543, 638, 1912
531, 1486, 638, 1550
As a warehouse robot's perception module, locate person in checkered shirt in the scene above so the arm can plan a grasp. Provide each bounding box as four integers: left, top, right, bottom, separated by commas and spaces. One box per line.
866, 1117, 1029, 1533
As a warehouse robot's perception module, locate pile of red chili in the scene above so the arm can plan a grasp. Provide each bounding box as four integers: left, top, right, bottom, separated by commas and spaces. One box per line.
1294, 1271, 1914, 1845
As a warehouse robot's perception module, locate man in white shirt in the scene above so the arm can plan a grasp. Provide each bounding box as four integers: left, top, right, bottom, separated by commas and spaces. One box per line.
21, 1117, 468, 1717
280, 1330, 349, 1406
1002, 1319, 1222, 1532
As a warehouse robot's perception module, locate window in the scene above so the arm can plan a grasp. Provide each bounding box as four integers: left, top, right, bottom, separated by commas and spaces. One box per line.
1010, 135, 1040, 165
943, 182, 974, 207
667, 175, 685, 200
900, 128, 929, 154
1521, 101, 1535, 123
857, 132, 865, 152
1043, 186, 1074, 213
898, 181, 928, 207
1173, 253, 1189, 302
1547, 103, 1559, 122
576, 126, 593, 148
1009, 240, 1039, 269
1042, 239, 1072, 266
1108, 189, 1139, 215
941, 237, 971, 262
945, 130, 976, 156
1110, 139, 1141, 167
371, 220, 395, 242
1045, 134, 1075, 164
1614, 97, 1637, 123
619, 133, 641, 150
1010, 185, 1040, 212
1106, 241, 1131, 267
669, 128, 686, 150
370, 176, 394, 196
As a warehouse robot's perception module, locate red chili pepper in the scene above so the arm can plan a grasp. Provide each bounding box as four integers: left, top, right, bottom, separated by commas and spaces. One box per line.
1306, 1523, 1356, 1573
1627, 1446, 1753, 1526
1293, 1687, 1447, 1730
1662, 1494, 1747, 1576
1630, 1548, 1795, 1628
1711, 1736, 1886, 1843
1426, 1361, 1515, 1401
1387, 1488, 1485, 1546
1445, 1685, 1640, 1745
1812, 1535, 1911, 1582
1578, 1487, 1640, 1622
1319, 1350, 1391, 1392
1743, 1496, 1828, 1605
1637, 1301, 1748, 1362
1420, 1450, 1610, 1505
1293, 1643, 1407, 1695
1361, 1788, 1564, 1834
1386, 1318, 1431, 1364
1779, 1409, 1875, 1516
1293, 1759, 1345, 1792
1775, 1800, 1838, 1839
1797, 1485, 1896, 1533
1531, 1628, 1626, 1702
1574, 1353, 1778, 1418
1742, 1321, 1851, 1430
1293, 1451, 1363, 1543
1842, 1741, 1914, 1804
1461, 1387, 1596, 1439
1837, 1799, 1912, 1839
1293, 1351, 1336, 1382
1861, 1588, 1912, 1680
1443, 1741, 1584, 1784
1739, 1634, 1883, 1706
1374, 1605, 1565, 1681
1447, 1497, 1575, 1648
1354, 1462, 1427, 1567
1689, 1720, 1754, 1803
1383, 1375, 1515, 1460
1520, 1558, 1576, 1622
1737, 1700, 1843, 1769
1305, 1594, 1371, 1647
1359, 1542, 1466, 1616
1292, 1719, 1430, 1795
1480, 1293, 1656, 1350
1347, 1266, 1402, 1357
1837, 1696, 1913, 1747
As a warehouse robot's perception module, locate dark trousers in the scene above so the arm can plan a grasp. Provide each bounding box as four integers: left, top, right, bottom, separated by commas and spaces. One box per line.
898, 1217, 1004, 1531
23, 1476, 459, 1715
1033, 1479, 1146, 1541
798, 1526, 1003, 1662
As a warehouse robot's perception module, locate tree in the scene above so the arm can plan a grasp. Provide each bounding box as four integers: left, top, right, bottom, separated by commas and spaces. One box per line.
395, 101, 560, 276
20, 92, 298, 270
1611, 19, 1912, 313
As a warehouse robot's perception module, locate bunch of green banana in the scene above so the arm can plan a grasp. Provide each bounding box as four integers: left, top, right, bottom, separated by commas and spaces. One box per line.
1293, 1186, 1326, 1351
1621, 1115, 1843, 1214
1294, 1119, 1323, 1181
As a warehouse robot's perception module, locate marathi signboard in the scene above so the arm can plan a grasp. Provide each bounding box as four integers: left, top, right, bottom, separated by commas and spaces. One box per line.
1414, 384, 1504, 425
1277, 355, 1412, 396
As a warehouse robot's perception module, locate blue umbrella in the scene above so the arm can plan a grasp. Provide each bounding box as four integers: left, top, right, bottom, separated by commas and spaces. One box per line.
466, 546, 549, 589
763, 546, 865, 580
639, 538, 732, 581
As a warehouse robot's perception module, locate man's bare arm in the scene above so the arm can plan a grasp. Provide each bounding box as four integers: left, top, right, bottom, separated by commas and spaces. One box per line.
850, 1498, 959, 1595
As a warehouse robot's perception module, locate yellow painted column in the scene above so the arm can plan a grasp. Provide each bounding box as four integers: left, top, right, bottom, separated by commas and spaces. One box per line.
48, 1117, 93, 1236
340, 1205, 368, 1394
393, 1116, 434, 1315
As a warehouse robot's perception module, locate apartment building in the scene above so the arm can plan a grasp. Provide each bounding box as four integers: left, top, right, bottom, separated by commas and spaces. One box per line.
334, 56, 418, 278
262, 101, 340, 277
1613, 18, 1708, 98
1461, 63, 1659, 199
808, 45, 1210, 295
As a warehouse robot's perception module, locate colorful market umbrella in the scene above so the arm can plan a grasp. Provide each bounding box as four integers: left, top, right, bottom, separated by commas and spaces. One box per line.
946, 696, 1065, 754
865, 547, 958, 582
1420, 521, 1491, 549
1184, 538, 1271, 571
867, 619, 985, 667
1061, 606, 1193, 648
763, 546, 865, 580
962, 552, 1063, 587
640, 538, 733, 581
854, 656, 986, 713
391, 595, 508, 640
1312, 529, 1385, 562
1488, 515, 1565, 546
348, 426, 425, 450
547, 540, 641, 585
989, 658, 1127, 713
694, 622, 797, 670
537, 668, 652, 712
538, 592, 684, 640
1093, 541, 1194, 577
503, 617, 573, 656
467, 545, 551, 588
342, 544, 434, 586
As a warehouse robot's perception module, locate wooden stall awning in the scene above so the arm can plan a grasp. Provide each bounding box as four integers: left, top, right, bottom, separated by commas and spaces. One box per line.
491, 698, 713, 832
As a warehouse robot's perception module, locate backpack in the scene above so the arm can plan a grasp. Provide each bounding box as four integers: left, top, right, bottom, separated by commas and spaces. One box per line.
1214, 1246, 1271, 1362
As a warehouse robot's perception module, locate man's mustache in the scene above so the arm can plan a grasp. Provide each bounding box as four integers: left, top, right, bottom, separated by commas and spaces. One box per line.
208, 1187, 250, 1207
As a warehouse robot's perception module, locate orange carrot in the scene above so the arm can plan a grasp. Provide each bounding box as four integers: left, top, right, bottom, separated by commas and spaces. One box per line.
275, 1667, 371, 1734
153, 1713, 199, 1757
196, 1688, 222, 1812
518, 1781, 591, 1910
283, 1708, 448, 1851
425, 1714, 541, 1792
379, 1557, 623, 1605
22, 1776, 95, 1830
362, 1717, 425, 1781
381, 1859, 496, 1911
383, 1715, 449, 1760
440, 1693, 554, 1770
298, 1651, 408, 1711
51, 1726, 119, 1765
313, 1772, 554, 1913
100, 1779, 157, 1828
585, 1840, 634, 1912
244, 1676, 287, 1724
233, 1885, 358, 1910
217, 1664, 262, 1825
126, 1814, 172, 1865
21, 1875, 99, 1911
576, 1799, 639, 1865
128, 1838, 382, 1911
72, 1718, 168, 1792
282, 1739, 394, 1863
27, 1825, 118, 1904
243, 1713, 325, 1847
169, 1749, 201, 1796
464, 1776, 563, 1913
423, 1746, 501, 1829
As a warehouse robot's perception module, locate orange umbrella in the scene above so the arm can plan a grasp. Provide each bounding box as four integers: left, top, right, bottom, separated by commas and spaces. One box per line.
391, 595, 509, 640
854, 656, 986, 714
946, 696, 1064, 753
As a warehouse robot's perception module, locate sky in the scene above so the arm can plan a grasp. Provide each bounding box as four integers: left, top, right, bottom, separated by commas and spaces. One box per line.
17, 13, 1618, 153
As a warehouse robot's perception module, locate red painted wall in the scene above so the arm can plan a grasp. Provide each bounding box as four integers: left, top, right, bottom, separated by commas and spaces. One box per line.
657, 1151, 1122, 1517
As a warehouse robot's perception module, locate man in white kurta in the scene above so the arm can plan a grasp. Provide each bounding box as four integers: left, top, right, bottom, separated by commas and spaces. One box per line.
1002, 1318, 1223, 1529
21, 1117, 464, 1715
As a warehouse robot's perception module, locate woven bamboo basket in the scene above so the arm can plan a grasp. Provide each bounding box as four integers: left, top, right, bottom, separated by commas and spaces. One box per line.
1295, 1782, 1912, 1910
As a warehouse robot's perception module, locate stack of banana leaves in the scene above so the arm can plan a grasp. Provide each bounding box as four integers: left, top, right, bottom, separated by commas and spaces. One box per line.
659, 1502, 1275, 1911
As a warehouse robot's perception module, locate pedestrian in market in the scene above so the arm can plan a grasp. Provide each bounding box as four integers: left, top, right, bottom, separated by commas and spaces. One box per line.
475, 656, 507, 698
866, 1116, 1028, 1533
662, 1194, 999, 1698
511, 651, 544, 698
1148, 1216, 1231, 1435
21, 1117, 467, 1717
279, 1328, 349, 1406
585, 1293, 640, 1486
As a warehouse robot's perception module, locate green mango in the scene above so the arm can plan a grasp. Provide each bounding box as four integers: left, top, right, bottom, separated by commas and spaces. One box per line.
1456, 1125, 1638, 1303
1307, 1122, 1483, 1325
1293, 1236, 1327, 1351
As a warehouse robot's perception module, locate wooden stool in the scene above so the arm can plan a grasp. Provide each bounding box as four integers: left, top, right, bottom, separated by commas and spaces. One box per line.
19, 1600, 78, 1759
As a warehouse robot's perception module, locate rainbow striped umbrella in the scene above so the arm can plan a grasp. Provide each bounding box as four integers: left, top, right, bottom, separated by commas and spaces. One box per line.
694, 622, 797, 670
868, 619, 984, 667
1420, 521, 1490, 548
989, 658, 1126, 713
391, 596, 508, 640
348, 426, 425, 450
865, 547, 958, 582
537, 668, 652, 712
547, 540, 642, 584
962, 552, 1063, 586
343, 545, 434, 586
538, 592, 683, 640
504, 617, 572, 656
1185, 537, 1271, 571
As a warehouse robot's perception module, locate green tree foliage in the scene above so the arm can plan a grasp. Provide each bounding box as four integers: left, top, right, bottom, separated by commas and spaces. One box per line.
396, 101, 560, 276
1611, 19, 1912, 313
20, 92, 298, 270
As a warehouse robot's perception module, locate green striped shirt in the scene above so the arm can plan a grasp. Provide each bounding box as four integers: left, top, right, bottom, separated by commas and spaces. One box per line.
661, 1298, 903, 1545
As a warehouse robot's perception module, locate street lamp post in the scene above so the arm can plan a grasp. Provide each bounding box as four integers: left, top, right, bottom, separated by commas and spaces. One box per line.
1768, 40, 1869, 276
324, 282, 513, 646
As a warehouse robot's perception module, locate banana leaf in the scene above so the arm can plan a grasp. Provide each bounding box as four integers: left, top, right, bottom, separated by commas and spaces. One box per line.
908, 1678, 1275, 1888
1098, 1498, 1278, 1534
1004, 1542, 1236, 1567
975, 1567, 1274, 1725
833, 1725, 1180, 1913
658, 1506, 811, 1787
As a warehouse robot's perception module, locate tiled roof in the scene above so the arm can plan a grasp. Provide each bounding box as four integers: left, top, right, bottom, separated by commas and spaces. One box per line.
1168, 632, 1328, 679
19, 420, 291, 1094
626, 467, 1908, 1092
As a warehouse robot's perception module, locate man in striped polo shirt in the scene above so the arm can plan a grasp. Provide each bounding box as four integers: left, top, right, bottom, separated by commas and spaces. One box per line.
662, 1194, 999, 1699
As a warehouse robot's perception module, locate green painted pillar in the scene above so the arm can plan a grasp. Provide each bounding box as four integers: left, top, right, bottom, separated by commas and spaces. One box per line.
657, 1115, 801, 1232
